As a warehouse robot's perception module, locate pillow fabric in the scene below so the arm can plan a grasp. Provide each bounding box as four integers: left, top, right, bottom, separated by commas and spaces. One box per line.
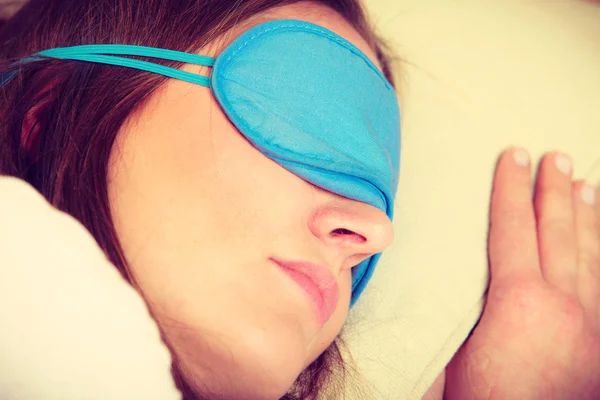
0, 176, 181, 399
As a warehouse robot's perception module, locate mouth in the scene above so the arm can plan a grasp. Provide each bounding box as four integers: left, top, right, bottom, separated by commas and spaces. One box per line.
270, 258, 339, 327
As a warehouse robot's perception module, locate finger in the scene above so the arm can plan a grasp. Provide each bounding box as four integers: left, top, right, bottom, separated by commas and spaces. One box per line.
488, 148, 542, 284
596, 185, 600, 237
572, 180, 600, 324
533, 153, 577, 295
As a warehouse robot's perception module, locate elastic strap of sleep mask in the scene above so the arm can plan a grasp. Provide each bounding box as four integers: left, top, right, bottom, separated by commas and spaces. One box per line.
1, 44, 216, 87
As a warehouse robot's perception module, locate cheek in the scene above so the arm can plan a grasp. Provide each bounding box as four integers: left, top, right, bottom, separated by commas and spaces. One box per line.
106, 80, 354, 397
106, 135, 215, 303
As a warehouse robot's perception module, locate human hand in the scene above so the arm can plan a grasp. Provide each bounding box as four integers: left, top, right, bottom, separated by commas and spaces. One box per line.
445, 149, 600, 400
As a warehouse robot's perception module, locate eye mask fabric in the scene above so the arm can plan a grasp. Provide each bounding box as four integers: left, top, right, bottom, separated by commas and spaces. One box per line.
1, 19, 401, 308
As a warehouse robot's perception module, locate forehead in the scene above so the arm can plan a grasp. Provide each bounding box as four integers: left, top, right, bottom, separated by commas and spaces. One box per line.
213, 2, 383, 72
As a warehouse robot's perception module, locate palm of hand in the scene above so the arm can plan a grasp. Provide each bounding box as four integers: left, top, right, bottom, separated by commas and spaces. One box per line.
448, 279, 600, 399
446, 150, 600, 400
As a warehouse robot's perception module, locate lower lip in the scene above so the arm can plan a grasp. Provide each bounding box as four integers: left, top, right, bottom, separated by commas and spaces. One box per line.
275, 264, 329, 326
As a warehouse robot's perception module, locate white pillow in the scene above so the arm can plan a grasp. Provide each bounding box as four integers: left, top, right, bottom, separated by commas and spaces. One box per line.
0, 176, 181, 400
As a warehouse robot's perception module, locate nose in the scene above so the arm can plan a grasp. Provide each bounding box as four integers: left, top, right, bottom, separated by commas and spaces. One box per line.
307, 195, 395, 271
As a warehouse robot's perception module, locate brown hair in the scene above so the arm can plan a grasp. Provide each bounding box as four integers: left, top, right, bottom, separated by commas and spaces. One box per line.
0, 1, 395, 398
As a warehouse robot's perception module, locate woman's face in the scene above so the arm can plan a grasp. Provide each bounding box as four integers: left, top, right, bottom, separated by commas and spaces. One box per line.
107, 3, 394, 399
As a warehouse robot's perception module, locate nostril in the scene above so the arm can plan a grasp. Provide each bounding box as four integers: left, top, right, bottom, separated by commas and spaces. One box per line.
332, 228, 354, 235
331, 228, 367, 244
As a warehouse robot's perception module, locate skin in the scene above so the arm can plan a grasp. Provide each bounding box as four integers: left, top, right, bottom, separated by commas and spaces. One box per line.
106, 0, 600, 397
425, 150, 600, 400
444, 149, 600, 399
107, 3, 394, 399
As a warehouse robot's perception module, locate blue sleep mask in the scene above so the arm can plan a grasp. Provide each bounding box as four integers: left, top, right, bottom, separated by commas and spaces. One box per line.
1, 19, 401, 308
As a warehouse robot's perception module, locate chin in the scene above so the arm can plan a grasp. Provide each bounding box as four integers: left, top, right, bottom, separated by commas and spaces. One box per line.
229, 329, 308, 399
173, 322, 308, 400
181, 353, 302, 400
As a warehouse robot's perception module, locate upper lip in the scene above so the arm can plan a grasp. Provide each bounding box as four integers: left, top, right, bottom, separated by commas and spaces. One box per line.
270, 257, 340, 322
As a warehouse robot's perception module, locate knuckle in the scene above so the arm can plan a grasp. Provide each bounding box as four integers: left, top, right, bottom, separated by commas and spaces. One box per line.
491, 279, 585, 328
491, 279, 541, 309
558, 295, 585, 323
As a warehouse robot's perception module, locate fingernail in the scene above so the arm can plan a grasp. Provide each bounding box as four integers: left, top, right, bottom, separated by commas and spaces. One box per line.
555, 154, 572, 176
513, 148, 530, 167
581, 184, 595, 206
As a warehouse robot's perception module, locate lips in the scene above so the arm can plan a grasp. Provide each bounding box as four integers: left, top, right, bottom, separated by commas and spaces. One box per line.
271, 258, 340, 326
